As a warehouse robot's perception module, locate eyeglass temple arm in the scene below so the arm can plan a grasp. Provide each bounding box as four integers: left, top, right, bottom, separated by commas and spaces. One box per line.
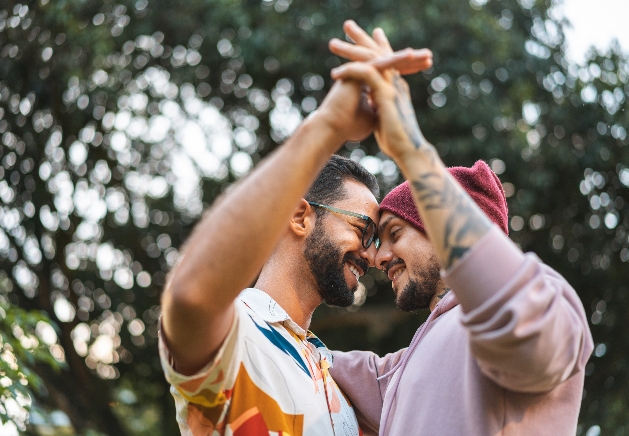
306, 201, 369, 220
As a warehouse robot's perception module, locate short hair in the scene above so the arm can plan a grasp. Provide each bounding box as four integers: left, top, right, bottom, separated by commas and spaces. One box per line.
305, 155, 379, 210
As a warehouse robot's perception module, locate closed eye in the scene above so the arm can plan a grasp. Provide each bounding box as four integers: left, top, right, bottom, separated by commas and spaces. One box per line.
351, 224, 364, 236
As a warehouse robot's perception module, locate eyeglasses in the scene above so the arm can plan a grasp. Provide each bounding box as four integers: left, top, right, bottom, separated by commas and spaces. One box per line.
307, 201, 379, 249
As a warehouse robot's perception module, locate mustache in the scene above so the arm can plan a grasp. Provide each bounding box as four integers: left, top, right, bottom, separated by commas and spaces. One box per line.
344, 252, 369, 274
384, 258, 405, 276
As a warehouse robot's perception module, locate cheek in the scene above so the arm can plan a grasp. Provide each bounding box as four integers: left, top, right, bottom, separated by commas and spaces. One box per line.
410, 251, 439, 277
342, 228, 364, 249
328, 225, 360, 252
400, 241, 430, 268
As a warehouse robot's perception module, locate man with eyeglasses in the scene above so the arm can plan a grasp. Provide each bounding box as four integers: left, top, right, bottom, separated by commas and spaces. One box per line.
158, 46, 432, 434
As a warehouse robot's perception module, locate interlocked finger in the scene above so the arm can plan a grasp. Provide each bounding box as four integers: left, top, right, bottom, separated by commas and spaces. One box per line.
343, 20, 381, 51
368, 48, 433, 75
331, 21, 433, 77
329, 38, 379, 62
372, 28, 394, 55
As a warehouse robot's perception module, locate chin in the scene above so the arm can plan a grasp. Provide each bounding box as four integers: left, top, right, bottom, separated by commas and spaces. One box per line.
323, 294, 354, 308
321, 284, 355, 307
395, 277, 435, 313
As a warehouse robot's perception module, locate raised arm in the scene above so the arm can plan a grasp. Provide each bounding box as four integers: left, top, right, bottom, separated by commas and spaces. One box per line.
331, 24, 592, 392
331, 23, 490, 269
161, 80, 374, 375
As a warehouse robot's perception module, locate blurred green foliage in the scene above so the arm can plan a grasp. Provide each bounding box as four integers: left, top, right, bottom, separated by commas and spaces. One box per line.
0, 299, 63, 432
0, 0, 627, 434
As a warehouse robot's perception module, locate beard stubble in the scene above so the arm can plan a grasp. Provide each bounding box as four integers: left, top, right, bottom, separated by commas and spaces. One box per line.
394, 253, 442, 313
304, 220, 368, 307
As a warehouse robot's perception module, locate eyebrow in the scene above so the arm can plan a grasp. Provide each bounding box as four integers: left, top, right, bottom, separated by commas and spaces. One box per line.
378, 215, 396, 235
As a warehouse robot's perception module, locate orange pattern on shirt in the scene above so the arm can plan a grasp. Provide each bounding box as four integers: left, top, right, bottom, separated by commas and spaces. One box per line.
186, 362, 304, 436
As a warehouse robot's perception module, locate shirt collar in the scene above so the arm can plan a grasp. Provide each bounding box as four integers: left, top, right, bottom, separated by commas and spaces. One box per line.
239, 288, 307, 337
434, 290, 459, 317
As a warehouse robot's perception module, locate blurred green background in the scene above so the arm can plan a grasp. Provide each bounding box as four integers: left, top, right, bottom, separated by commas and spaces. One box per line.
0, 0, 627, 434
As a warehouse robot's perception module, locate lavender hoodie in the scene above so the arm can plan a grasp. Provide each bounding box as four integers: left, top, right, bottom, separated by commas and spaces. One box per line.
331, 226, 594, 436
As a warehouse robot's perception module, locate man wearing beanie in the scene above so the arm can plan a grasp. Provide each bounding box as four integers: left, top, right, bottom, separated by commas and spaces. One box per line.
328, 22, 593, 435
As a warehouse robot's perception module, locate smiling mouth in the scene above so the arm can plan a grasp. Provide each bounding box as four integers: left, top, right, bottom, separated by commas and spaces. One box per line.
348, 263, 361, 283
386, 261, 406, 282
391, 267, 405, 281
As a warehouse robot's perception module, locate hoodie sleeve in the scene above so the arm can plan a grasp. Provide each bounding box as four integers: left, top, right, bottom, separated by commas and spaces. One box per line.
443, 225, 594, 393
329, 348, 406, 435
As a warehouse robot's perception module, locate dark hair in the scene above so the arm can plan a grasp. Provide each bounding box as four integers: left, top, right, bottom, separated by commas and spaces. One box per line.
305, 155, 379, 208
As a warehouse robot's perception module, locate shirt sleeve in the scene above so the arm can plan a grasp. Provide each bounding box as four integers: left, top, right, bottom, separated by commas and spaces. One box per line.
159, 299, 247, 405
330, 348, 406, 435
443, 225, 594, 393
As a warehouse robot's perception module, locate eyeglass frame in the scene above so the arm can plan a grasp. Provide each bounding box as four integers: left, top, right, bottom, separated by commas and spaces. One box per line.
306, 201, 379, 249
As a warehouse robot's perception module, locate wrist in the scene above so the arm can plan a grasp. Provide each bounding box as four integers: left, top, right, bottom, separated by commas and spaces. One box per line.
284, 110, 347, 158
303, 108, 349, 146
395, 145, 442, 178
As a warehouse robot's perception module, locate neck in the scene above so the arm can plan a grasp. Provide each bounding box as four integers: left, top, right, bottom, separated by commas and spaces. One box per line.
254, 254, 323, 331
429, 286, 451, 312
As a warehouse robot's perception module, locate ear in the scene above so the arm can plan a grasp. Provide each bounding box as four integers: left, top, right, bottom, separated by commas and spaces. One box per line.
289, 199, 317, 238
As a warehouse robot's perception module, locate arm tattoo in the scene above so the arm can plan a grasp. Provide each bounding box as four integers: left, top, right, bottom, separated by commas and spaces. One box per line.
393, 74, 429, 151
412, 173, 491, 268
436, 289, 450, 300
392, 73, 490, 268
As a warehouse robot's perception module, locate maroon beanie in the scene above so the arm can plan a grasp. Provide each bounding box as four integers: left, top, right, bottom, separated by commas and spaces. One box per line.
380, 160, 509, 235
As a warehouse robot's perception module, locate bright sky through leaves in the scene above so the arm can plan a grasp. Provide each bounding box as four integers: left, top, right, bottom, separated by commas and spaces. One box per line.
555, 0, 629, 64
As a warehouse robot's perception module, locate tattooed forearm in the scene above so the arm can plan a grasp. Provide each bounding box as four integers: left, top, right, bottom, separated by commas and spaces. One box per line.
411, 172, 457, 210
411, 173, 491, 268
392, 74, 429, 151
390, 73, 490, 268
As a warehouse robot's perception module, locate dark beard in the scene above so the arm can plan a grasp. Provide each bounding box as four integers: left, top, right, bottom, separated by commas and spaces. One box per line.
304, 221, 367, 307
395, 255, 442, 313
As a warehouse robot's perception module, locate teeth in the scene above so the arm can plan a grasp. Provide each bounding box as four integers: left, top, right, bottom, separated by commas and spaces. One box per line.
348, 265, 360, 282
392, 267, 405, 280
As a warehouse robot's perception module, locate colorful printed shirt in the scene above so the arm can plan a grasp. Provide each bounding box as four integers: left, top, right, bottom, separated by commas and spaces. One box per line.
159, 288, 361, 436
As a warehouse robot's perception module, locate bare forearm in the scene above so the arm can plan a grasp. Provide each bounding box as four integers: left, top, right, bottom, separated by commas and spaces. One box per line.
170, 115, 343, 306
161, 114, 345, 372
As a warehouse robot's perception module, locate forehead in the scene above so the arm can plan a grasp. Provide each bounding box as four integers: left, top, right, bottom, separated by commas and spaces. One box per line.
331, 179, 380, 222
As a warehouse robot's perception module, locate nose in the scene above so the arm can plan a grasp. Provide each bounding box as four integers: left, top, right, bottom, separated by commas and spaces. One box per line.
358, 243, 378, 268
375, 243, 393, 271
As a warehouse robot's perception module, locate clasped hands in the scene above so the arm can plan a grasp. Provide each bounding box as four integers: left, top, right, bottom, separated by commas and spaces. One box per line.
330, 20, 432, 77
318, 20, 433, 160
